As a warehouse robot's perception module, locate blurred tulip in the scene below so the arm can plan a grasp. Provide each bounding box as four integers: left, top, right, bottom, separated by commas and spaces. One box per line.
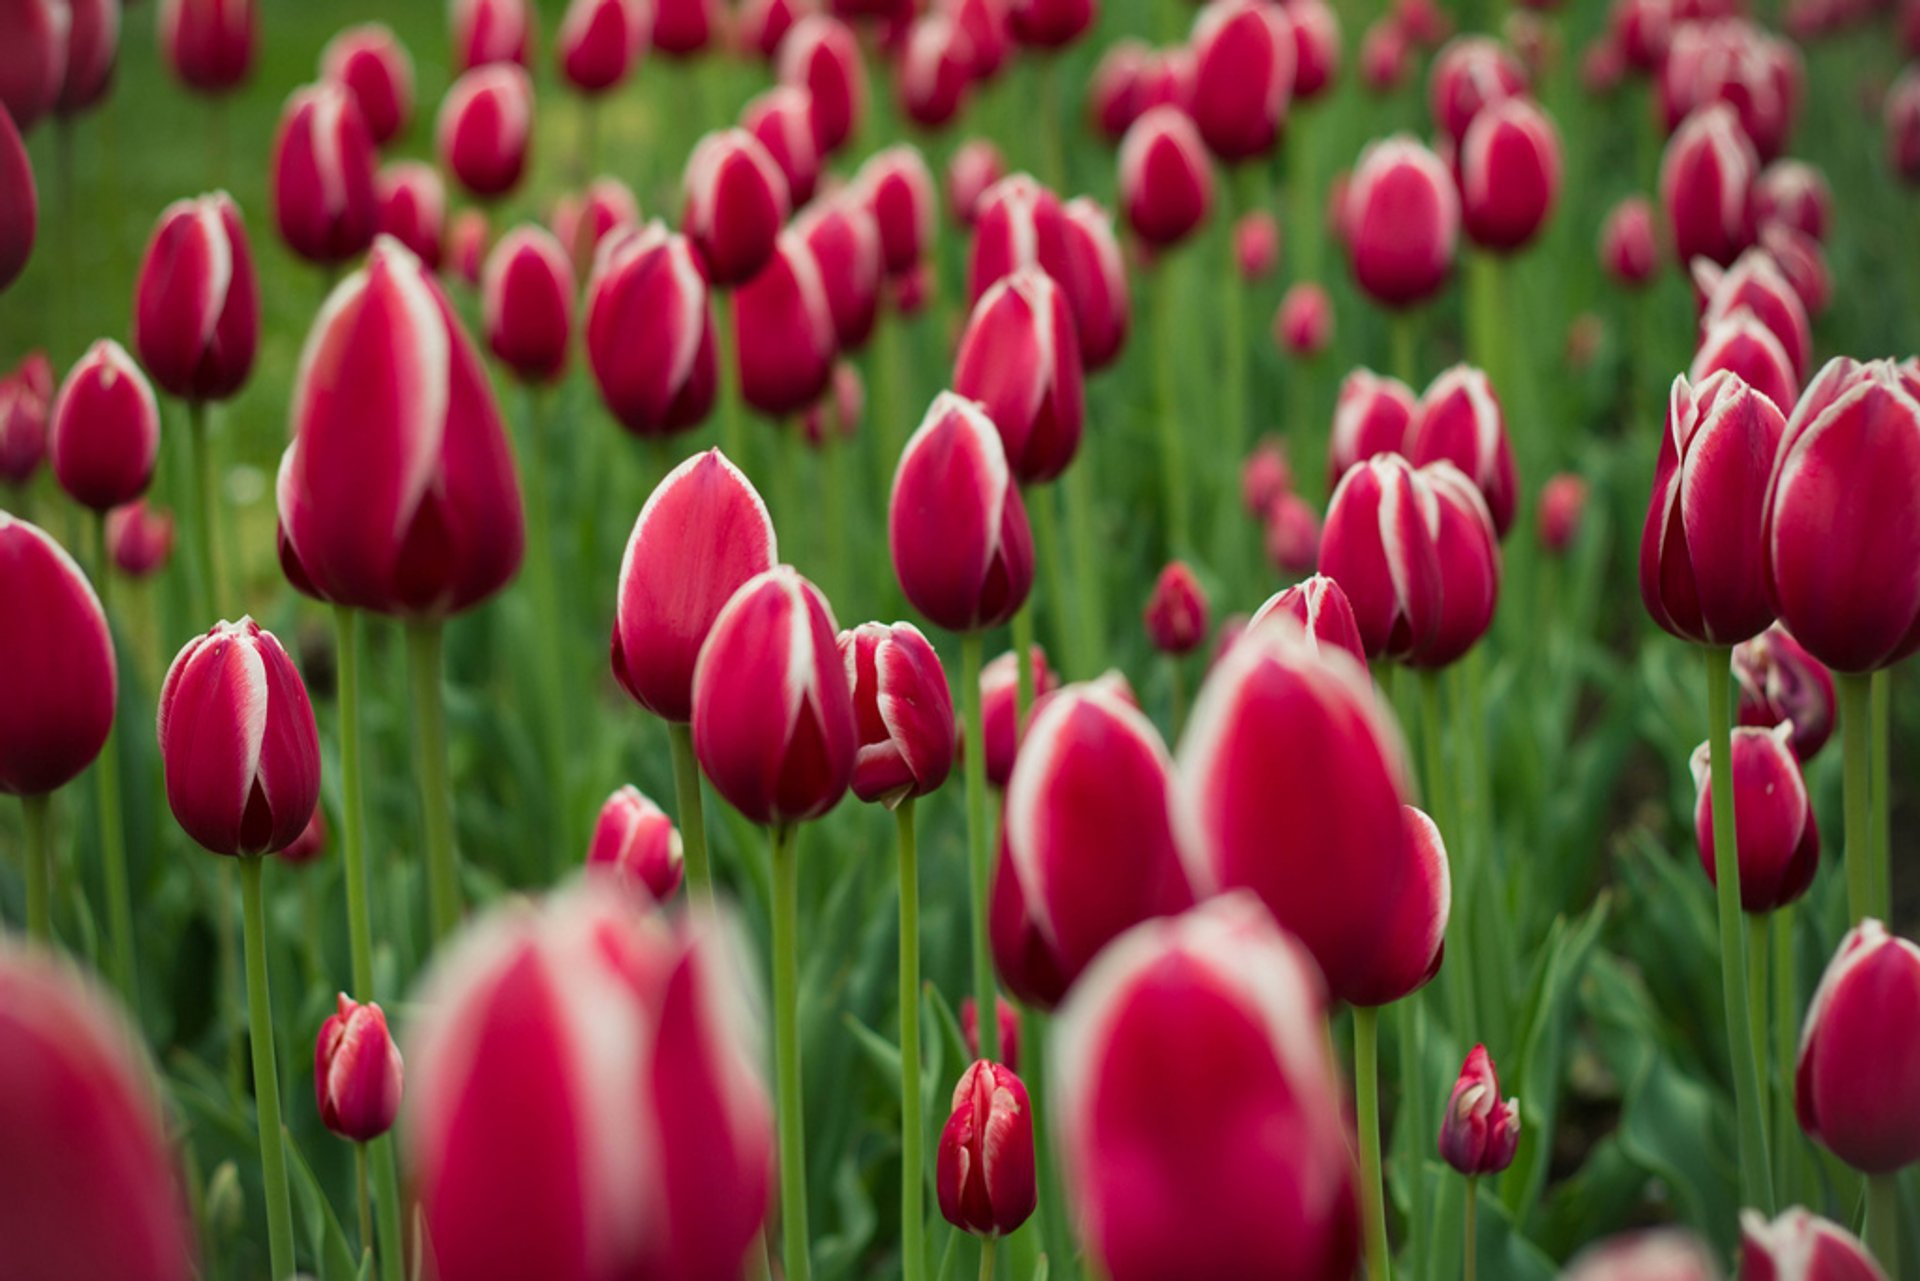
953, 268, 1085, 483
450, 0, 532, 70
898, 13, 973, 128
55, 0, 119, 118
1408, 462, 1501, 668
482, 225, 573, 383
1759, 224, 1830, 319
1754, 160, 1830, 241
158, 0, 256, 95
1600, 195, 1659, 286
0, 373, 45, 484
272, 82, 379, 267
989, 823, 1071, 1008
585, 784, 685, 899
961, 995, 1020, 1068
1692, 723, 1819, 913
1145, 562, 1209, 655
1428, 36, 1527, 144
1695, 249, 1812, 382
1235, 211, 1280, 281
1739, 1208, 1889, 1281
1537, 472, 1587, 555
1888, 68, 1920, 184
1346, 135, 1458, 308
737, 0, 812, 59
1796, 919, 1920, 1172
450, 209, 489, 284
1059, 197, 1130, 371
1660, 20, 1798, 161
1565, 1230, 1723, 1281
106, 500, 175, 578
1051, 895, 1361, 1279
801, 360, 863, 446
1396, 0, 1451, 46
552, 175, 639, 272
1189, 0, 1296, 162
0, 0, 66, 130
983, 646, 1058, 787
557, 0, 647, 95
1409, 364, 1516, 537
314, 994, 403, 1142
1691, 309, 1798, 415
1661, 104, 1758, 268
1439, 1044, 1520, 1176
50, 340, 160, 513
733, 230, 836, 417
937, 1060, 1037, 1237
1359, 20, 1410, 93
0, 514, 115, 796
321, 23, 414, 146
1089, 40, 1152, 140
653, 0, 716, 55
947, 140, 1004, 225
1458, 95, 1560, 252
1265, 492, 1322, 577
585, 221, 716, 438
858, 145, 936, 278
683, 128, 789, 286
794, 193, 881, 351
438, 65, 533, 200
377, 161, 447, 271
1248, 573, 1368, 668
0, 106, 32, 294
1733, 624, 1834, 760
839, 620, 956, 806
1119, 106, 1213, 247
742, 86, 820, 207
1007, 0, 1093, 48
779, 16, 865, 153
1317, 454, 1439, 661
944, 0, 1013, 81
1287, 0, 1341, 99
1241, 438, 1290, 519
968, 174, 1068, 305
279, 807, 327, 864
1327, 367, 1416, 490
1275, 283, 1333, 357
133, 192, 259, 404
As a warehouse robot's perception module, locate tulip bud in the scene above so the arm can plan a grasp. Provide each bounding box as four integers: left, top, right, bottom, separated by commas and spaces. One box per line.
890, 392, 1035, 632
1695, 249, 1813, 383
482, 225, 574, 384
586, 785, 686, 899
1144, 561, 1209, 655
838, 621, 957, 807
1059, 197, 1130, 371
968, 174, 1068, 305
1327, 368, 1416, 490
1459, 95, 1561, 252
1182, 620, 1448, 1005
947, 140, 1004, 226
1640, 371, 1784, 646
133, 192, 260, 404
277, 238, 525, 619
654, 0, 716, 55
945, 0, 1013, 81
280, 807, 327, 865
50, 340, 161, 513
377, 162, 447, 271
1347, 135, 1459, 308
0, 106, 33, 294
1755, 160, 1830, 242
1733, 624, 1834, 761
159, 0, 258, 96
788, 197, 880, 357
1288, 0, 1341, 99
1189, 0, 1296, 162
736, 0, 810, 60
1600, 195, 1659, 287
733, 229, 836, 418
552, 175, 640, 274
1265, 492, 1323, 577
0, 515, 116, 796
1537, 471, 1587, 555
953, 268, 1085, 483
1565, 1230, 1723, 1281
1660, 20, 1798, 163
1691, 310, 1798, 415
778, 16, 866, 154
0, 942, 197, 1279
1759, 224, 1829, 320
1088, 40, 1151, 141
1235, 211, 1280, 281
1739, 1208, 1889, 1281
1408, 462, 1501, 668
1275, 283, 1334, 357
1889, 68, 1920, 185
1052, 895, 1361, 1279
314, 994, 404, 1142
1428, 36, 1527, 144
557, 0, 648, 95
1119, 106, 1214, 248
959, 997, 1020, 1071
1691, 724, 1819, 913
1661, 104, 1758, 268
54, 0, 119, 119
585, 221, 717, 438
321, 23, 414, 146
983, 646, 1058, 787
0, 373, 45, 484
1248, 573, 1369, 668
0, 0, 66, 130
272, 82, 380, 267
858, 145, 936, 278
449, 208, 489, 285
742, 86, 821, 207
898, 13, 974, 128
1796, 919, 1920, 1173
937, 1060, 1037, 1238
1240, 438, 1290, 519
437, 65, 533, 200
989, 830, 1071, 1008
1409, 365, 1516, 537
451, 0, 532, 70
107, 501, 176, 579
1360, 19, 1410, 94
1439, 1044, 1520, 1176
1319, 455, 1439, 661
1007, 0, 1094, 48
683, 128, 790, 287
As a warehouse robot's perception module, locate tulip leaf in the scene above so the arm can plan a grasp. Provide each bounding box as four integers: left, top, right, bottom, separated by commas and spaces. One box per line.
1428, 1172, 1557, 1281
842, 1010, 904, 1090
812, 1153, 879, 1278
280, 1123, 362, 1281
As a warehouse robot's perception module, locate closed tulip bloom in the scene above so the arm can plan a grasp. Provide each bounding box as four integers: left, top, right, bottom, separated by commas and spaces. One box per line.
1348, 135, 1459, 309
1691, 723, 1819, 913
683, 129, 789, 287
1733, 624, 1834, 760
839, 620, 957, 806
612, 449, 775, 722
961, 996, 1020, 1070
778, 16, 865, 154
406, 883, 773, 1281
1428, 36, 1527, 144
133, 192, 259, 404
1661, 104, 1758, 268
1319, 454, 1440, 661
1189, 0, 1296, 162
794, 194, 882, 352
736, 0, 811, 61
937, 1060, 1037, 1237
55, 0, 119, 118
1265, 493, 1322, 577
1359, 20, 1409, 94
557, 0, 647, 95
0, 943, 197, 1281
753, 89, 827, 208
1119, 107, 1213, 247
106, 501, 175, 578
0, 106, 32, 294
1088, 40, 1152, 141
1059, 197, 1129, 371
272, 82, 380, 267
552, 175, 640, 273
1439, 1045, 1520, 1176
450, 0, 532, 70
277, 238, 525, 618
1565, 1231, 1723, 1281
278, 808, 327, 864
0, 0, 65, 130
0, 374, 45, 483
1739, 1209, 1889, 1281
1691, 309, 1798, 415
1231, 216, 1278, 286
1241, 438, 1290, 519
1796, 919, 1920, 1173
1601, 195, 1659, 286
1459, 95, 1560, 252
1754, 160, 1830, 241
376, 161, 447, 271
1051, 895, 1361, 1280
733, 230, 837, 418
1409, 364, 1516, 537
1328, 367, 1416, 489
990, 831, 1072, 1008
1888, 68, 1920, 185
482, 225, 573, 383
859, 145, 936, 278
1538, 471, 1588, 554
158, 0, 256, 95
953, 268, 1085, 483
1409, 462, 1501, 668
691, 566, 855, 825
585, 785, 685, 899
948, 140, 1004, 226
1759, 224, 1829, 319
15, 349, 49, 403
968, 174, 1069, 306
983, 645, 1058, 786
1695, 249, 1812, 382
1181, 621, 1449, 1006
1660, 20, 1798, 162
438, 65, 533, 200
585, 221, 716, 437
1276, 283, 1334, 357
321, 23, 414, 146
653, 0, 715, 55
1287, 0, 1341, 99
890, 392, 1034, 632
1007, 0, 1093, 48
944, 0, 1013, 81
314, 994, 404, 1142
449, 208, 489, 284
1764, 358, 1920, 671
0, 515, 115, 796
50, 340, 160, 512
1248, 574, 1369, 669
1640, 371, 1784, 646
898, 13, 974, 128
1145, 562, 1209, 654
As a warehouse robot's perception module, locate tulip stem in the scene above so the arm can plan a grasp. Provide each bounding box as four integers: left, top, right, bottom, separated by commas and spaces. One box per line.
518, 386, 572, 864
1868, 1175, 1899, 1280
668, 723, 713, 900
1060, 462, 1104, 675
20, 793, 50, 942
1870, 668, 1892, 920
1354, 1005, 1391, 1281
770, 822, 811, 1281
354, 1143, 372, 1268
1420, 670, 1475, 1041
187, 400, 225, 619
1839, 672, 1874, 924
960, 633, 1001, 1063
1705, 646, 1775, 1215
1011, 606, 1036, 731
1221, 173, 1249, 576
90, 517, 139, 1015
1390, 311, 1418, 388
1746, 914, 1770, 1150
406, 622, 462, 941
1166, 657, 1186, 738
978, 1237, 996, 1281
238, 856, 296, 1281
1463, 1177, 1478, 1281
1026, 483, 1072, 683
1152, 260, 1191, 557
897, 799, 926, 1281
715, 291, 749, 473
1772, 909, 1801, 1201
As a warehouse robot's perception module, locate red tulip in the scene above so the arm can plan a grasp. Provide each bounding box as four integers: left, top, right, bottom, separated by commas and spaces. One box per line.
448, 209, 488, 285
0, 372, 45, 484
585, 784, 685, 899
0, 105, 33, 294
1241, 438, 1290, 519
15, 349, 49, 404
438, 65, 533, 200
794, 193, 882, 351
736, 0, 812, 60
0, 0, 65, 130
1796, 919, 1920, 1173
406, 882, 773, 1281
953, 268, 1085, 483
1763, 358, 1920, 672
683, 128, 789, 287
482, 225, 574, 384
968, 174, 1068, 306
937, 1060, 1037, 1238
989, 825, 1071, 1008
106, 500, 175, 578
278, 808, 327, 865
1287, 0, 1342, 100
858, 144, 936, 278
889, 392, 1034, 632
1264, 492, 1323, 577
838, 620, 957, 807
612, 449, 776, 722
1661, 104, 1758, 269
1007, 0, 1093, 48
1276, 283, 1334, 357
320, 23, 414, 146
653, 0, 716, 55
691, 566, 855, 825
1694, 249, 1812, 382
551, 175, 640, 273
1188, 0, 1297, 163
1248, 573, 1369, 669
376, 161, 447, 271
1609, 0, 1675, 71
1060, 197, 1130, 371
1438, 1044, 1520, 1176
1458, 95, 1560, 252
1600, 195, 1659, 287
778, 16, 866, 154
1754, 159, 1830, 241
277, 237, 525, 618
1345, 135, 1459, 308
315, 994, 404, 1142
1739, 1209, 1889, 1281
272, 82, 380, 267
1359, 20, 1410, 94
1406, 462, 1501, 668
1051, 895, 1361, 1280
1410, 364, 1516, 537
1640, 371, 1784, 646
1692, 723, 1819, 913
585, 222, 716, 438
960, 996, 1020, 1070
1565, 1231, 1722, 1281
1888, 68, 1920, 185
450, 0, 532, 71
158, 0, 257, 96
557, 0, 647, 95
947, 140, 1004, 226
1144, 561, 1209, 655
133, 192, 259, 404
1088, 40, 1152, 141
1659, 20, 1798, 162
0, 942, 197, 1280
55, 0, 119, 118
1119, 106, 1214, 248
1691, 310, 1797, 416
944, 0, 1013, 80
1759, 224, 1829, 319
982, 645, 1058, 787
1396, 0, 1452, 49
50, 340, 160, 512
898, 13, 974, 128
733, 230, 836, 418
801, 360, 863, 446
1428, 36, 1527, 144
1733, 623, 1834, 761
1232, 216, 1279, 286
1181, 621, 1449, 1006
1327, 368, 1416, 489
0, 515, 115, 796
1537, 471, 1588, 555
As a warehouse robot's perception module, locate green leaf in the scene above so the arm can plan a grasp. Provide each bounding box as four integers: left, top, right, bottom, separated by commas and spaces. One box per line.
281, 1125, 361, 1281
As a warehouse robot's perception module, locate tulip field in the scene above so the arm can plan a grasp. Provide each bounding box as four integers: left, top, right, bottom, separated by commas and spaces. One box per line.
7, 0, 1920, 1276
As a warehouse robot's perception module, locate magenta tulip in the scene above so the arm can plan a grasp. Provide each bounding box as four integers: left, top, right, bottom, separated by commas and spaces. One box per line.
1248, 574, 1369, 669
1796, 919, 1920, 1173
1733, 624, 1834, 760
271, 82, 380, 267
858, 145, 936, 279
1409, 364, 1516, 537
450, 0, 532, 71
0, 105, 33, 294
54, 0, 119, 118
1537, 472, 1588, 555
960, 996, 1020, 1070
1759, 224, 1829, 320
1691, 310, 1798, 416
1428, 35, 1526, 143
682, 128, 789, 287
839, 620, 957, 807
1328, 368, 1417, 488
1060, 197, 1130, 371
482, 224, 574, 383
1118, 106, 1214, 248
0, 515, 115, 796
1274, 284, 1333, 356
778, 15, 866, 154
741, 86, 820, 207
947, 140, 1004, 226
1754, 160, 1830, 242
967, 174, 1068, 306
552, 175, 640, 273
1695, 249, 1813, 383
377, 161, 447, 271
0, 372, 45, 484
793, 193, 882, 351
653, 0, 716, 56
1007, 0, 1094, 48
1319, 453, 1441, 662
1661, 104, 1758, 268
1144, 561, 1209, 655
1408, 462, 1501, 669
945, 0, 1013, 80
1601, 195, 1659, 287
106, 501, 176, 579
437, 65, 533, 200
1188, 0, 1296, 163
1346, 135, 1459, 308
585, 785, 685, 899
1459, 95, 1561, 252
584, 221, 717, 438
557, 0, 647, 95
320, 23, 414, 146
158, 0, 257, 95
1438, 1044, 1520, 1176
1887, 68, 1920, 185
0, 0, 65, 130
982, 645, 1058, 787
733, 229, 836, 417
1739, 1209, 1889, 1281
50, 340, 160, 513
898, 13, 973, 128
133, 192, 258, 404
1692, 723, 1819, 913
937, 1060, 1037, 1237
314, 993, 403, 1142
953, 268, 1085, 483
1288, 0, 1341, 99
1659, 19, 1798, 162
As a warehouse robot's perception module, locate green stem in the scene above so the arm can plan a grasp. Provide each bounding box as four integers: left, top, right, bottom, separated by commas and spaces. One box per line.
668, 723, 713, 901
897, 800, 926, 1281
1772, 909, 1800, 1202
874, 310, 909, 510
715, 291, 748, 471
960, 633, 1000, 1062
1746, 914, 1770, 1151
1167, 657, 1186, 739
1840, 673, 1874, 924
1705, 646, 1775, 1214
1870, 668, 1892, 920
1354, 1005, 1391, 1281
21, 793, 50, 941
406, 622, 462, 941
239, 857, 296, 1281
979, 1237, 997, 1281
1390, 311, 1418, 388
1060, 461, 1104, 675
1029, 483, 1074, 680
90, 514, 137, 1013
1867, 1174, 1900, 1280
1421, 670, 1475, 1040
1222, 176, 1250, 553
519, 387, 571, 863
1152, 259, 1191, 557
1286, 113, 1320, 288
355, 1144, 372, 1267
1399, 996, 1431, 1277
1011, 604, 1036, 732
770, 822, 811, 1281
1464, 1177, 1478, 1281
188, 400, 224, 619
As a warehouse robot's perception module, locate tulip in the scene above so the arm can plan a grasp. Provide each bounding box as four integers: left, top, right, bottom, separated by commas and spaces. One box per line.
839, 621, 957, 807
1234, 211, 1280, 281
1660, 20, 1798, 162
0, 943, 197, 1280
1189, 0, 1296, 162
106, 501, 175, 578
450, 0, 532, 70
936, 1060, 1037, 1238
1288, 0, 1341, 100
794, 193, 882, 351
858, 145, 936, 279
1051, 894, 1361, 1281
736, 0, 810, 60
437, 65, 533, 200
482, 225, 574, 384
1007, 0, 1093, 47
1059, 197, 1130, 371
1144, 561, 1209, 656
1739, 1209, 1890, 1281
1691, 724, 1819, 913
953, 268, 1085, 483
1565, 1231, 1723, 1281
683, 128, 790, 287
1318, 453, 1440, 661
0, 372, 45, 483
54, 0, 118, 118
1458, 95, 1561, 253
1346, 135, 1458, 308
271, 82, 380, 267
315, 994, 404, 1142
158, 0, 257, 96
1537, 472, 1588, 555
1695, 250, 1813, 383
585, 221, 716, 437
733, 230, 836, 418
374, 162, 446, 271
0, 105, 32, 294
552, 175, 640, 272
1406, 462, 1501, 669
0, 0, 65, 130
947, 140, 1004, 226
1661, 104, 1758, 269
778, 16, 866, 154
1759, 224, 1829, 319
983, 646, 1058, 786
1241, 438, 1290, 519
1600, 195, 1659, 287
1439, 1044, 1520, 1176
1888, 68, 1920, 185
320, 24, 413, 146
1248, 573, 1369, 669
449, 208, 488, 284
1755, 160, 1830, 241
1118, 106, 1214, 247
1265, 492, 1323, 577
989, 833, 1072, 1009
0, 514, 115, 801
1691, 310, 1798, 416
898, 13, 974, 128
1276, 283, 1334, 357
132, 194, 258, 408
1733, 624, 1834, 761
945, 0, 1013, 81
1359, 20, 1410, 94
1428, 36, 1527, 144
961, 996, 1020, 1069
280, 807, 327, 864
968, 174, 1069, 306
741, 87, 821, 208
585, 784, 685, 899
653, 0, 716, 55
1409, 364, 1516, 537
49, 340, 161, 513
557, 0, 647, 95
1088, 40, 1152, 140
406, 882, 773, 1281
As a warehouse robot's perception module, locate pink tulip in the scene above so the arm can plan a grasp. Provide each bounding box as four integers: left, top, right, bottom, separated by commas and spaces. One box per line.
858, 145, 936, 278
1265, 492, 1323, 577
272, 82, 380, 267
947, 140, 1004, 226
1119, 106, 1214, 248
1319, 454, 1440, 661
1248, 573, 1368, 669
1359, 20, 1410, 94
482, 225, 574, 384
106, 501, 175, 578
50, 340, 160, 513
1188, 0, 1296, 162
1428, 36, 1527, 144
438, 65, 533, 200
1600, 195, 1659, 287
0, 106, 33, 294
276, 238, 525, 618
55, 0, 119, 118
653, 0, 716, 55
552, 175, 640, 274
1234, 211, 1280, 281
1661, 104, 1758, 268
0, 515, 115, 796
1733, 623, 1834, 760
953, 268, 1085, 483
733, 230, 836, 417
133, 192, 259, 403
778, 16, 866, 154
944, 0, 1013, 80
0, 0, 66, 130
1694, 249, 1812, 382
1754, 160, 1830, 241
612, 449, 776, 722
937, 1060, 1037, 1237
1060, 197, 1130, 371
1459, 95, 1560, 252
1407, 462, 1501, 669
1144, 561, 1209, 655
1796, 919, 1920, 1173
1051, 895, 1361, 1279
1659, 20, 1798, 161
449, 209, 489, 285
1565, 1230, 1722, 1281
982, 646, 1058, 787
794, 193, 882, 351
960, 995, 1021, 1069
1276, 283, 1334, 357
1692, 723, 1819, 913
1007, 0, 1094, 48
736, 0, 812, 60
1328, 368, 1416, 489
1759, 224, 1829, 319
1691, 310, 1798, 416
898, 13, 974, 128
1537, 471, 1588, 555
1287, 0, 1342, 100
1088, 40, 1152, 141
741, 86, 821, 208
314, 994, 404, 1142
1409, 364, 1516, 537
557, 0, 647, 95
1609, 0, 1675, 72
320, 23, 414, 146
839, 620, 957, 807
683, 128, 789, 287
1888, 68, 1920, 185
0, 372, 45, 483
968, 174, 1068, 306
1241, 438, 1290, 519
585, 221, 717, 438
376, 161, 447, 271
585, 784, 685, 899
278, 808, 327, 865
1438, 1044, 1520, 1176
1346, 135, 1459, 308
450, 0, 532, 71
1739, 1209, 1889, 1281
158, 0, 257, 96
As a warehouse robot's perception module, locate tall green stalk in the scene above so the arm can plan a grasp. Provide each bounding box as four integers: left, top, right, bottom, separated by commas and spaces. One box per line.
979, 1237, 997, 1281
406, 622, 462, 941
1838, 673, 1874, 924
238, 856, 296, 1280
1354, 1005, 1391, 1281
20, 794, 50, 941
897, 800, 926, 1281
1060, 461, 1104, 676
770, 823, 811, 1281
1746, 915, 1770, 1149
89, 517, 137, 1011
1390, 312, 1418, 388
1028, 485, 1075, 680
1152, 260, 1190, 556
668, 723, 713, 900
1221, 173, 1250, 577
518, 387, 572, 862
187, 400, 225, 620
1772, 910, 1800, 1202
1870, 669, 1892, 920
1463, 1177, 1479, 1281
1867, 1175, 1899, 1280
960, 634, 1000, 1062
715, 291, 748, 470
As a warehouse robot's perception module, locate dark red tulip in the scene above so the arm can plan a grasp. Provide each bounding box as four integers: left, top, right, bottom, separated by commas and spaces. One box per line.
1796, 920, 1920, 1173
1537, 472, 1587, 555
1428, 36, 1527, 144
315, 994, 404, 1142
0, 515, 115, 796
858, 145, 936, 278
437, 65, 533, 200
838, 620, 958, 806
1692, 723, 1820, 913
733, 230, 837, 417
1407, 462, 1501, 668
953, 268, 1084, 483
1661, 104, 1758, 269
1754, 159, 1830, 241
1319, 453, 1439, 662
1609, 0, 1674, 70
1888, 68, 1920, 184
1600, 195, 1659, 287
0, 371, 45, 484
50, 341, 160, 513
982, 645, 1058, 787
106, 501, 175, 578
937, 1061, 1037, 1238
1733, 623, 1835, 761
482, 225, 574, 384
0, 0, 65, 129
1739, 1209, 1890, 1281
1007, 0, 1094, 49
1409, 364, 1517, 537
0, 104, 33, 293
377, 161, 447, 271
1276, 282, 1334, 357
272, 82, 380, 267
741, 86, 821, 207
778, 16, 866, 153
1458, 95, 1561, 252
1144, 561, 1209, 654
320, 23, 414, 146
1188, 0, 1297, 163
1119, 107, 1213, 247
737, 0, 812, 60
1691, 310, 1797, 416
1059, 197, 1130, 371
968, 174, 1068, 307
794, 192, 882, 352
683, 128, 790, 287
585, 785, 685, 899
1287, 0, 1342, 100
653, 0, 716, 55
158, 0, 257, 95
585, 221, 717, 438
1694, 249, 1812, 383
1248, 573, 1368, 669
1439, 1045, 1521, 1176
898, 13, 974, 128
557, 0, 647, 95
133, 191, 259, 403
1346, 135, 1458, 308
450, 0, 532, 71
551, 175, 639, 273
947, 140, 1004, 226
1327, 368, 1416, 489
55, 0, 120, 118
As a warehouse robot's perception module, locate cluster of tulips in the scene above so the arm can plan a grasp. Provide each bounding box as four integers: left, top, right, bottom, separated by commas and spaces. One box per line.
3, 0, 1920, 1278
